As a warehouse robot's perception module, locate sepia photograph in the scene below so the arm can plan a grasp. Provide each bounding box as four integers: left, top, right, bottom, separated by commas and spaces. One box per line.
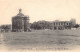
0, 0, 80, 52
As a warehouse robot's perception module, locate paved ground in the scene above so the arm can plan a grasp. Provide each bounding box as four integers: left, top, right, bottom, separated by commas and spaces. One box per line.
0, 29, 80, 50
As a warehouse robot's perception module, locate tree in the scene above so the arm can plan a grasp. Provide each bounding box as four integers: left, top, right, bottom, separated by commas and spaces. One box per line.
0, 25, 11, 32
74, 24, 79, 28
30, 20, 53, 30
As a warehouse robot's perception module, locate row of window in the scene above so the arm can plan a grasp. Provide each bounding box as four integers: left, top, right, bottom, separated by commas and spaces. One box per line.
53, 22, 71, 26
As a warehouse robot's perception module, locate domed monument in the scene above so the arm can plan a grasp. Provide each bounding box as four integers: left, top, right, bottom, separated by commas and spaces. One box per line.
12, 9, 30, 32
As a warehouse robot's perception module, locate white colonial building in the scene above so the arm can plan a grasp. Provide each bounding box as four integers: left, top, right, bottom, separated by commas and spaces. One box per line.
52, 19, 76, 30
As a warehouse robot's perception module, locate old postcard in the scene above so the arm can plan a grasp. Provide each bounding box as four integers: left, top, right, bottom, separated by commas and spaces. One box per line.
0, 0, 80, 52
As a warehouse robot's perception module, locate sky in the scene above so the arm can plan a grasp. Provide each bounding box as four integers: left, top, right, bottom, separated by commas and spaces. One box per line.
0, 0, 80, 25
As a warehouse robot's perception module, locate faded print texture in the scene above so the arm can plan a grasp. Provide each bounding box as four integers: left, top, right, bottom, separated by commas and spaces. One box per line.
0, 0, 80, 52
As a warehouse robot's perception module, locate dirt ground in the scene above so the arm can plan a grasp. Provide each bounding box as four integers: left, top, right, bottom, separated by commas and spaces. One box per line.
0, 29, 80, 50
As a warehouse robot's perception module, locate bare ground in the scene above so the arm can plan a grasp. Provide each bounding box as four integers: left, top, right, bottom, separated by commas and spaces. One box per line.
0, 29, 80, 50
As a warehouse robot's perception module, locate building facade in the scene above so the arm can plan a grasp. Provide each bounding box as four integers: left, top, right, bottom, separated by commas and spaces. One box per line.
12, 9, 30, 32
52, 19, 76, 30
